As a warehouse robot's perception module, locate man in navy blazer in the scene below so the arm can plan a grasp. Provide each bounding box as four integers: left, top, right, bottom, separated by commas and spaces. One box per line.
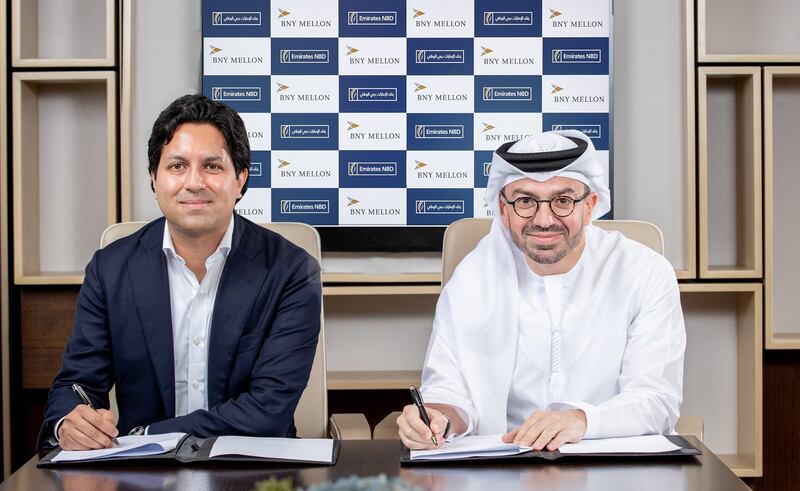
38, 95, 321, 450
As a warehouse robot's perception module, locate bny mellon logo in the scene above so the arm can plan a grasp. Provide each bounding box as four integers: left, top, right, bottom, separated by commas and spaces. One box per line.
209, 45, 222, 55
276, 82, 289, 92
480, 46, 494, 56
482, 122, 496, 133
412, 9, 425, 18
346, 46, 359, 56
278, 8, 291, 18
549, 9, 562, 19
347, 197, 360, 207
414, 83, 427, 92
551, 84, 564, 94
346, 121, 360, 131
414, 160, 427, 170
277, 159, 291, 169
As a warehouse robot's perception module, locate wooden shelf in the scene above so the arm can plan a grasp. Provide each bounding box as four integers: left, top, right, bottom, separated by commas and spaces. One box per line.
764, 66, 800, 349
698, 0, 800, 63
328, 370, 421, 390
12, 72, 117, 285
323, 285, 440, 296
697, 67, 762, 279
322, 272, 440, 284
11, 0, 115, 67
679, 283, 762, 477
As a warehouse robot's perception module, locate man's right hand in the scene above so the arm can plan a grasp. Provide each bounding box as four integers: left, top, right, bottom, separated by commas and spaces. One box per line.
58, 405, 119, 450
397, 404, 449, 450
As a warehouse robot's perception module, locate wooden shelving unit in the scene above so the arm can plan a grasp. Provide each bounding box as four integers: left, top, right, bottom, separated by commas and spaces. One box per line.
680, 283, 762, 477
12, 72, 118, 285
698, 0, 800, 63
697, 67, 762, 279
11, 0, 115, 67
764, 67, 800, 349
328, 370, 421, 391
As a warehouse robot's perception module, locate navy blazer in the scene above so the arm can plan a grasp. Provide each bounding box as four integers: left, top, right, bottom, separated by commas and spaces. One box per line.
38, 214, 321, 448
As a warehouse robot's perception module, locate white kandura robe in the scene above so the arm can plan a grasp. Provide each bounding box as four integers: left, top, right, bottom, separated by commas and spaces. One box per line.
420, 221, 686, 439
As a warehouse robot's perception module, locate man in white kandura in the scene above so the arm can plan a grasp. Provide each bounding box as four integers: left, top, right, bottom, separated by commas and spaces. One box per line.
397, 130, 686, 451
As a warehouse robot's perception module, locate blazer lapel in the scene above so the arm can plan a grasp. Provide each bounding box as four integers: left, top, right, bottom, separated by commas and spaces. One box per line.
207, 217, 267, 406
128, 220, 176, 417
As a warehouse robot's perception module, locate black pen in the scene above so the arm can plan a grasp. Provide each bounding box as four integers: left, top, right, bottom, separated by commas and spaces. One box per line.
72, 383, 120, 447
409, 385, 438, 447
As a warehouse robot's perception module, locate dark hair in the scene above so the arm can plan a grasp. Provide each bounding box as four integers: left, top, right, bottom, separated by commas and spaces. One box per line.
147, 94, 250, 196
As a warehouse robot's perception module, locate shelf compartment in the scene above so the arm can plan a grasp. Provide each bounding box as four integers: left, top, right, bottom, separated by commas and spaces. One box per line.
12, 72, 117, 284
697, 67, 762, 279
698, 0, 800, 63
11, 0, 115, 67
764, 67, 800, 349
679, 283, 762, 477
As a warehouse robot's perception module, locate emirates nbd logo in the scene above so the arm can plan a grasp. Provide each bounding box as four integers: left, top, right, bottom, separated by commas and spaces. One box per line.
279, 124, 330, 139
347, 161, 398, 177
211, 86, 262, 102
483, 11, 533, 26
414, 124, 464, 139
348, 87, 398, 102
280, 200, 330, 214
212, 11, 262, 26
415, 49, 465, 64
346, 196, 402, 216
552, 49, 601, 64
249, 162, 262, 176
347, 11, 398, 25
483, 162, 492, 176
415, 200, 465, 214
551, 124, 602, 139
482, 86, 533, 101
279, 49, 329, 64
276, 7, 333, 28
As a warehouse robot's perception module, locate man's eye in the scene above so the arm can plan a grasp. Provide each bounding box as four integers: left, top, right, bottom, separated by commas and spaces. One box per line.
555, 197, 572, 206
518, 197, 534, 206
169, 162, 185, 170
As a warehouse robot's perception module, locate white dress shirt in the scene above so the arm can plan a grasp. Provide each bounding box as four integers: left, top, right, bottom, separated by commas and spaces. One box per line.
163, 217, 234, 417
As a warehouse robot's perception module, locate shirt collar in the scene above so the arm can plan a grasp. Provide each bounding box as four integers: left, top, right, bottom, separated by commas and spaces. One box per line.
162, 215, 235, 260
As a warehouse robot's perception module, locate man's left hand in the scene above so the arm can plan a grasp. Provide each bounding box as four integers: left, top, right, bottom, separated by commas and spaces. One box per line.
502, 409, 587, 450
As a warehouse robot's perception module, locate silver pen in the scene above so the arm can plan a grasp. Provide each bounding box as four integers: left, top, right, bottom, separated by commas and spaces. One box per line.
72, 383, 120, 447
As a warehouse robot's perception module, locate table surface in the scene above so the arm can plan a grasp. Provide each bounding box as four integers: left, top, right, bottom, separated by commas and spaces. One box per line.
0, 437, 750, 491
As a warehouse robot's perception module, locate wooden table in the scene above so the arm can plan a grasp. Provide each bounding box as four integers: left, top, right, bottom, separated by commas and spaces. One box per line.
0, 437, 750, 491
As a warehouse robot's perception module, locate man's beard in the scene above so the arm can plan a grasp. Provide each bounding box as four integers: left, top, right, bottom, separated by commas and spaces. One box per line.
511, 222, 584, 265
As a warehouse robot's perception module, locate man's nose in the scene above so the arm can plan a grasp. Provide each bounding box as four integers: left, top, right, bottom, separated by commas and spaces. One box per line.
531, 201, 558, 226
184, 165, 205, 191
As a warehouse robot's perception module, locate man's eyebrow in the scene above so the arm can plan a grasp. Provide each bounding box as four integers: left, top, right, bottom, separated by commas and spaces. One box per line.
510, 187, 580, 198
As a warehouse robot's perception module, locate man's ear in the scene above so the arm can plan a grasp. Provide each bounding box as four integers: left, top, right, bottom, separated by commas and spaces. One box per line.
150, 171, 157, 194
582, 192, 598, 225
236, 168, 249, 198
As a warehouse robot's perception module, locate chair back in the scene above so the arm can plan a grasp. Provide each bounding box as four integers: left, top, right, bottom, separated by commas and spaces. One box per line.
100, 220, 328, 438
441, 218, 665, 286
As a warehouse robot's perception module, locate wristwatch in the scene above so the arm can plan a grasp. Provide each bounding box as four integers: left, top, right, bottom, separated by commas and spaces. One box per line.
128, 425, 145, 436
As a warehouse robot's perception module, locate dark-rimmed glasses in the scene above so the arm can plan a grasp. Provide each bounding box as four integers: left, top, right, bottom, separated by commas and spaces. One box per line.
500, 189, 591, 218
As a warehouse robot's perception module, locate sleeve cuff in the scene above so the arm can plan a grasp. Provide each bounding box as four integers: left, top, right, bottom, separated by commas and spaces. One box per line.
54, 416, 67, 443
444, 405, 474, 441
547, 401, 598, 439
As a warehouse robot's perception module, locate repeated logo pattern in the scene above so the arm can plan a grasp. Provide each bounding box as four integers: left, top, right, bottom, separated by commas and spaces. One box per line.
202, 0, 611, 225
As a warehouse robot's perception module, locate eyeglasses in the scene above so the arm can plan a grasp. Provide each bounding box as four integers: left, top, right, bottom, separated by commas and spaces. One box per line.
500, 189, 591, 219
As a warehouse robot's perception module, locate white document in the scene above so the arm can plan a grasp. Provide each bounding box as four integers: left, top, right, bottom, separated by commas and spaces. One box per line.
410, 434, 532, 461
209, 436, 334, 463
559, 435, 681, 454
51, 433, 186, 462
